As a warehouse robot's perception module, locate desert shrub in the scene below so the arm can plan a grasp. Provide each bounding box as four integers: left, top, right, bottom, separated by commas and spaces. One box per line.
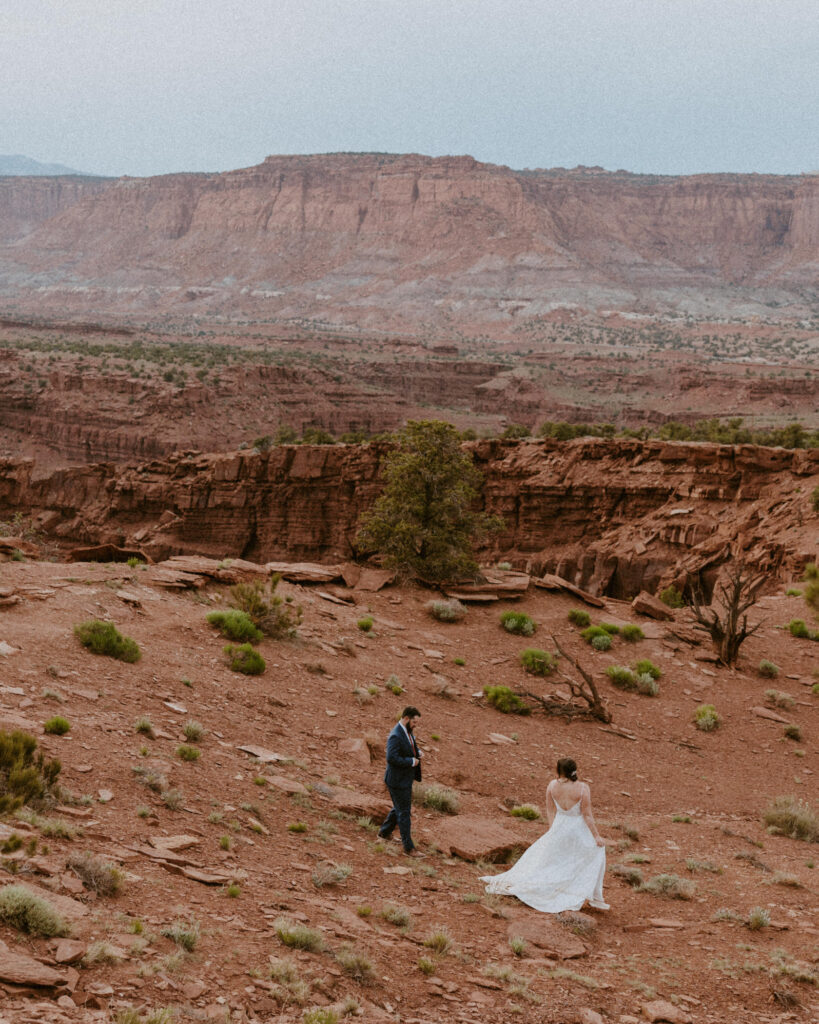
176, 745, 201, 762
621, 624, 644, 643
303, 1010, 339, 1024
747, 906, 771, 930
660, 586, 685, 608
606, 665, 636, 691
427, 599, 466, 623
385, 674, 403, 695
509, 804, 541, 820
766, 690, 796, 710
0, 884, 69, 936
640, 873, 695, 900
483, 685, 530, 715
591, 633, 612, 651
635, 673, 659, 696
413, 783, 459, 814
813, 485, 819, 512
599, 622, 620, 635
763, 796, 818, 842
357, 615, 374, 632
335, 945, 375, 983
422, 926, 453, 953
68, 851, 124, 896
275, 917, 324, 951
379, 903, 412, 927
784, 724, 802, 741
581, 625, 609, 644
519, 648, 556, 676
230, 574, 302, 639
759, 659, 780, 679
417, 955, 436, 975
788, 619, 810, 638
43, 716, 70, 735
694, 704, 720, 731
74, 620, 141, 663
183, 720, 204, 742
634, 658, 661, 680
786, 588, 802, 596
509, 935, 527, 956
803, 562, 819, 614
567, 609, 591, 627
500, 611, 536, 636
206, 609, 262, 643
0, 729, 61, 814
610, 863, 643, 887
311, 862, 352, 887
161, 788, 184, 809
453, 656, 465, 666
134, 716, 154, 737
161, 917, 200, 952
224, 643, 266, 675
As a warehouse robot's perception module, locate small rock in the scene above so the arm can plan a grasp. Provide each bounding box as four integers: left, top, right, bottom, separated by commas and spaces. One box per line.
97, 789, 114, 803
578, 1010, 605, 1024
53, 939, 88, 964
631, 591, 673, 621
642, 999, 692, 1023
267, 776, 309, 796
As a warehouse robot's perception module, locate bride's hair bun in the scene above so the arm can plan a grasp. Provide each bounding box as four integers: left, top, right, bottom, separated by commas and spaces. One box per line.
557, 757, 578, 781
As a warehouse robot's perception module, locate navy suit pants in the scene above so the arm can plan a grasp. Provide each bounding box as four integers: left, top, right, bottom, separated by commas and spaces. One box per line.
379, 783, 414, 851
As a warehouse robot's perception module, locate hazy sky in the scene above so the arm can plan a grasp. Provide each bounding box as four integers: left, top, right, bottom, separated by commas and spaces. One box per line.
2, 0, 816, 178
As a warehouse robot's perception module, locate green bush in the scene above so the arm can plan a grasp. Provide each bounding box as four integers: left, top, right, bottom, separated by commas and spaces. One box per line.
206, 609, 262, 643
606, 666, 637, 691
812, 485, 819, 513
581, 625, 610, 645
633, 659, 661, 680
0, 884, 69, 936
591, 633, 612, 651
803, 563, 819, 615
357, 616, 374, 632
427, 599, 467, 623
483, 685, 530, 715
694, 705, 720, 731
43, 716, 70, 736
224, 643, 266, 675
567, 609, 591, 628
510, 804, 541, 820
0, 729, 61, 815
519, 648, 556, 676
599, 622, 620, 635
635, 673, 659, 697
500, 611, 536, 636
413, 783, 459, 814
177, 745, 201, 762
74, 620, 141, 663
67, 851, 124, 896
274, 917, 325, 951
230, 574, 302, 639
621, 624, 645, 643
660, 586, 685, 608
788, 619, 810, 637
763, 795, 818, 842
758, 660, 780, 678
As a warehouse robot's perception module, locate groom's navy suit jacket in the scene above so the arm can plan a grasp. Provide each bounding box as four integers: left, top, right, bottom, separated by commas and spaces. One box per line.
384, 723, 422, 790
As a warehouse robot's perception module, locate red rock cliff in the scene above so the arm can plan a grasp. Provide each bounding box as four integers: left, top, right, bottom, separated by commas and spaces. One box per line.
0, 156, 815, 325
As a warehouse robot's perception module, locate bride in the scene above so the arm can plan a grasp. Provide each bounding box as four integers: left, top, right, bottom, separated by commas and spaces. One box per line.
480, 757, 609, 913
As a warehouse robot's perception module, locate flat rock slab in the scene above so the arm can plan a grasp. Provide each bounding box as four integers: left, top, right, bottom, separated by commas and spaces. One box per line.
329, 788, 392, 820
237, 744, 291, 763
266, 561, 344, 582
149, 834, 201, 852
504, 914, 587, 959
750, 705, 790, 723
13, 881, 88, 921
0, 939, 68, 988
535, 574, 605, 607
430, 815, 526, 863
642, 1000, 693, 1023
268, 776, 310, 796
631, 591, 674, 620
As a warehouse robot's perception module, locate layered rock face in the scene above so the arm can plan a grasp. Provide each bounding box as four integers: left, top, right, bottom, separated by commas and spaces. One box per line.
0, 155, 816, 325
2, 438, 816, 597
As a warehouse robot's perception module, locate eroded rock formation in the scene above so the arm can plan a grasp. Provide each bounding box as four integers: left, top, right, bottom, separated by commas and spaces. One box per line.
2, 438, 816, 597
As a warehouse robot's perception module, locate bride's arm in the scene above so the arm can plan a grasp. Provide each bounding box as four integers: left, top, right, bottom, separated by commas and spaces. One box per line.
545, 781, 557, 827
580, 784, 605, 846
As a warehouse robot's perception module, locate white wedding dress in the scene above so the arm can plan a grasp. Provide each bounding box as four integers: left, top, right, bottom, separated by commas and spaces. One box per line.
480, 799, 609, 913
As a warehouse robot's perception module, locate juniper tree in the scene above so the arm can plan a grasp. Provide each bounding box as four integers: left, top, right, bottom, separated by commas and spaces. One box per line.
356, 420, 501, 581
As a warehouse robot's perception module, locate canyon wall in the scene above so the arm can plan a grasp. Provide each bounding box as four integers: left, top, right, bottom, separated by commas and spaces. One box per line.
0, 156, 816, 326
2, 438, 817, 597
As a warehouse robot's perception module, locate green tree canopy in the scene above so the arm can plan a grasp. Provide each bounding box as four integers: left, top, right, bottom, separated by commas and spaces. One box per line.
356, 420, 502, 581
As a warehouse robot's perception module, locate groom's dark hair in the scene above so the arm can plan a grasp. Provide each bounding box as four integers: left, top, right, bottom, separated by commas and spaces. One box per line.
402, 706, 421, 719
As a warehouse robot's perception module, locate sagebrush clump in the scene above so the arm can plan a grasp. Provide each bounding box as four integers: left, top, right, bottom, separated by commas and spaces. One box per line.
763, 796, 818, 842
483, 685, 530, 715
694, 704, 720, 731
206, 609, 262, 643
74, 620, 140, 663
0, 729, 61, 815
519, 648, 556, 676
229, 574, 302, 639
224, 643, 266, 675
500, 611, 536, 636
567, 609, 591, 628
758, 659, 780, 679
0, 884, 69, 936
427, 599, 467, 623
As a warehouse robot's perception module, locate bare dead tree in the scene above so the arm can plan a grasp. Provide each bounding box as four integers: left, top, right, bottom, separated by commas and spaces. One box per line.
690, 563, 765, 666
514, 635, 611, 723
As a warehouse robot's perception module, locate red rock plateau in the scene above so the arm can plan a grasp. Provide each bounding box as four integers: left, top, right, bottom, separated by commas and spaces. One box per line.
0, 155, 817, 327
0, 552, 817, 1024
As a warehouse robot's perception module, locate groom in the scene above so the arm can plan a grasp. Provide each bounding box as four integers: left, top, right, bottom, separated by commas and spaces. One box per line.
378, 706, 423, 857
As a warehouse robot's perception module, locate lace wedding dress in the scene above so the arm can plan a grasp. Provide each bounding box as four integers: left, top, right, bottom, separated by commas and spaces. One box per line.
480, 799, 609, 913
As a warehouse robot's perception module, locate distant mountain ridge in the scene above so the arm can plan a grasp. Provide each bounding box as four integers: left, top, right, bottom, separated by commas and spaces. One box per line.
0, 152, 816, 326
0, 154, 93, 177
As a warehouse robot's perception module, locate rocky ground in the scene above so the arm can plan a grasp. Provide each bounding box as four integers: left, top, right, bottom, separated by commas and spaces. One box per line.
0, 556, 817, 1024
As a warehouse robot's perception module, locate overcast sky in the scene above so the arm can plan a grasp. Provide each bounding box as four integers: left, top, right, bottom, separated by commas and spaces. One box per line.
2, 0, 816, 178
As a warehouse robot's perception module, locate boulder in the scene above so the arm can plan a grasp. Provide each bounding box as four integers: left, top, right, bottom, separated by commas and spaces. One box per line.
631, 591, 674, 621
329, 788, 392, 820
0, 939, 68, 988
431, 815, 526, 863
338, 737, 372, 764
52, 940, 88, 965
642, 1000, 693, 1023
